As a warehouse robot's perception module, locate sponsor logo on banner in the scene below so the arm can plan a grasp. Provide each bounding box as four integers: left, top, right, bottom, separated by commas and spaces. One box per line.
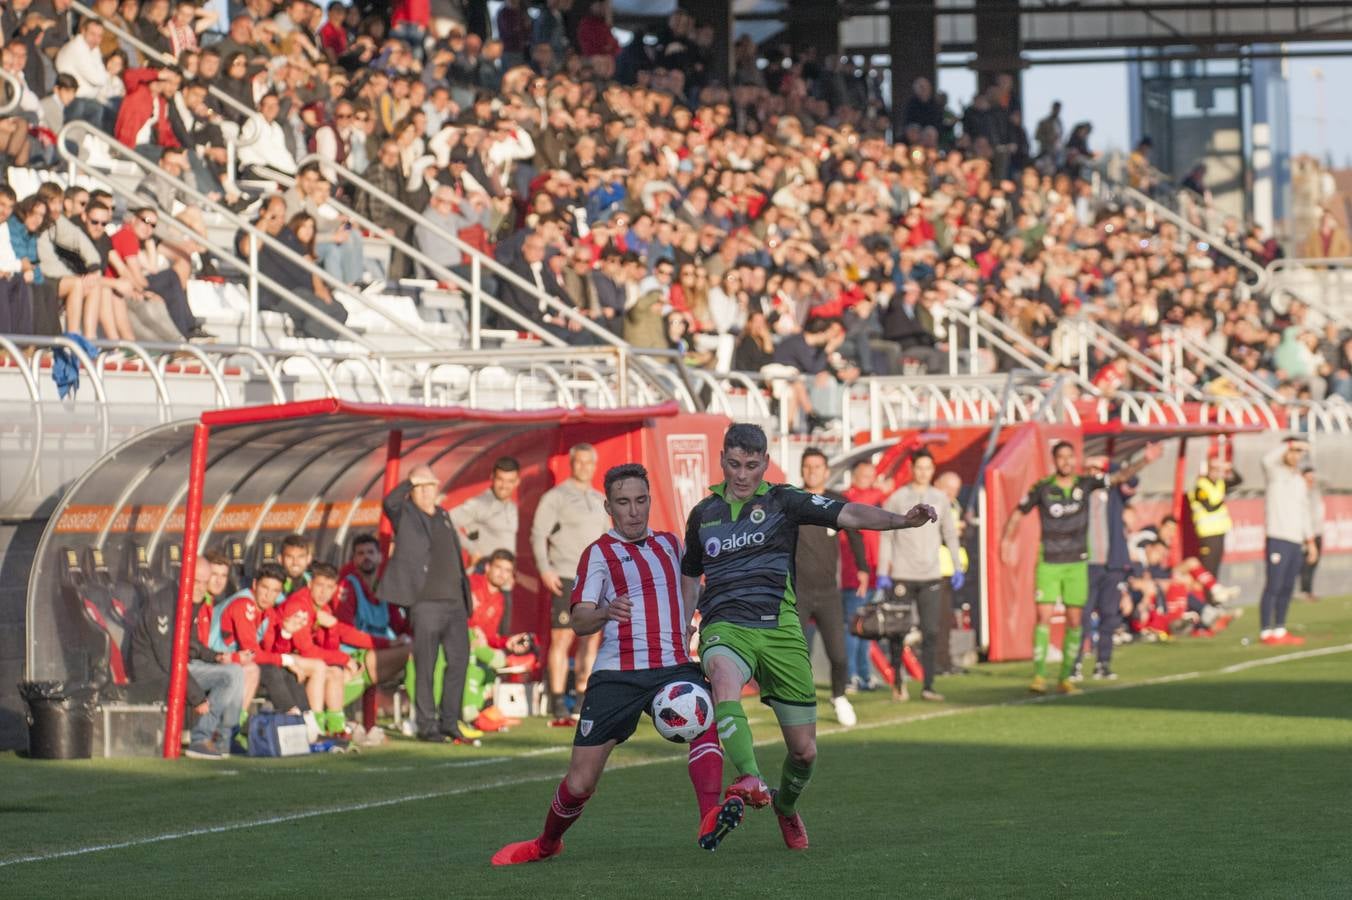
666, 434, 710, 522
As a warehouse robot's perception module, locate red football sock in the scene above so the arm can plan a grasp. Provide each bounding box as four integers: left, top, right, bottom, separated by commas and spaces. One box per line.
687, 727, 724, 817
539, 779, 590, 850
902, 646, 925, 682
1185, 561, 1217, 592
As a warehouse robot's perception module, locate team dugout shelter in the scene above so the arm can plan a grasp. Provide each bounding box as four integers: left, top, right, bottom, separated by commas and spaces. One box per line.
25, 400, 732, 758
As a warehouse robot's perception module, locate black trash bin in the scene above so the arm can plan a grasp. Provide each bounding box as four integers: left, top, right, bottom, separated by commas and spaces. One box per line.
20, 681, 96, 759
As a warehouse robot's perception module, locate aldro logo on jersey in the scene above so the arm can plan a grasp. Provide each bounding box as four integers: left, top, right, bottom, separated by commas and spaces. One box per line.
704, 529, 767, 558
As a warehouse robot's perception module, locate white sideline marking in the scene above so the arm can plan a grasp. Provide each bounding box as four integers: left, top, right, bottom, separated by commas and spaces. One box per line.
3, 642, 1348, 870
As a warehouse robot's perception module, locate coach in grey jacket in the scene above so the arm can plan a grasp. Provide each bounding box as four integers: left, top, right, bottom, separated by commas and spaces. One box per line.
382, 465, 474, 743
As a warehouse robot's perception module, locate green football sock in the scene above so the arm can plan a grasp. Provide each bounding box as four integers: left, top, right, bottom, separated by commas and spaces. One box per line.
1033, 624, 1050, 678
714, 700, 760, 779
774, 755, 815, 816
1059, 627, 1083, 681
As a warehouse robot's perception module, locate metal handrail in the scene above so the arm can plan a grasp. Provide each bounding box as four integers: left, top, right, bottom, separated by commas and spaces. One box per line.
0, 334, 40, 402
1069, 316, 1204, 401
1267, 255, 1352, 274
0, 69, 24, 116
1118, 185, 1267, 287
951, 304, 1101, 395
386, 345, 694, 410
255, 160, 572, 349
68, 0, 259, 151
58, 121, 446, 353
295, 153, 628, 351
1161, 325, 1283, 407
1263, 256, 1352, 329
101, 340, 173, 417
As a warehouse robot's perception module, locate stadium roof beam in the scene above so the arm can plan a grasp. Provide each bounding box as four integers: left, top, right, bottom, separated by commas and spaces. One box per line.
887, 1, 937, 135
928, 44, 1352, 67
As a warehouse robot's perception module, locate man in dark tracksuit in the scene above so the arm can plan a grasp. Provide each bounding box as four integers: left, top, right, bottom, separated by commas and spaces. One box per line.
794, 448, 864, 727
1077, 458, 1136, 680
130, 582, 208, 710
382, 465, 475, 743
129, 562, 243, 758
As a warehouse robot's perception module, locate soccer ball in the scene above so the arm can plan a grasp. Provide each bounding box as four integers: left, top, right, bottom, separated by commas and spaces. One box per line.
651, 681, 713, 743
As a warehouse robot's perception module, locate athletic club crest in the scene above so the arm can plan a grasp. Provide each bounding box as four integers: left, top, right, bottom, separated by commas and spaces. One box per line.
667, 434, 710, 521
579, 719, 593, 737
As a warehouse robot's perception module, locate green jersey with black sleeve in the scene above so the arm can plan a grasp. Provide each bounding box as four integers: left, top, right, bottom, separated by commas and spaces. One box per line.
1017, 474, 1109, 563
681, 481, 847, 628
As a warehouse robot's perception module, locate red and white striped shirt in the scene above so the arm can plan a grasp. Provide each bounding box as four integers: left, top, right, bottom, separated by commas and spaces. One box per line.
570, 529, 691, 672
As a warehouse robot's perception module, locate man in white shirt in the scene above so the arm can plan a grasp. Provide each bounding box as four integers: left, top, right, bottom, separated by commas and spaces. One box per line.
54, 18, 113, 130
452, 457, 521, 566
237, 92, 298, 178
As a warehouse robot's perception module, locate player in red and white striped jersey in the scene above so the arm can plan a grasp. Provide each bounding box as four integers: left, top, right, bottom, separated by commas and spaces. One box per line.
573, 526, 690, 673
492, 463, 744, 866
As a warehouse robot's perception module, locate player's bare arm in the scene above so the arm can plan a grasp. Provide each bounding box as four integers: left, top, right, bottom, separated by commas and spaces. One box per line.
836, 501, 938, 531
571, 596, 633, 636
680, 574, 702, 644
1109, 442, 1163, 485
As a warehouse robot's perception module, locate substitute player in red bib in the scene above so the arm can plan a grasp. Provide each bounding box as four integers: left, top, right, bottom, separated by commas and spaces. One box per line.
492, 463, 741, 866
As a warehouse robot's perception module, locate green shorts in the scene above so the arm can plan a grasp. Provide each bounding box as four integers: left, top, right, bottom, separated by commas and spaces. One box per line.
1035, 561, 1089, 607
699, 619, 817, 726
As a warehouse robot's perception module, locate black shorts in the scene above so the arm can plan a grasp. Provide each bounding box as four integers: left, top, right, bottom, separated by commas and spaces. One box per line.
574, 662, 707, 747
551, 578, 576, 628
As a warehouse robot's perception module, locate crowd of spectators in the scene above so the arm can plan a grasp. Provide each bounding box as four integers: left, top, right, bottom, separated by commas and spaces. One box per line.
0, 0, 1344, 421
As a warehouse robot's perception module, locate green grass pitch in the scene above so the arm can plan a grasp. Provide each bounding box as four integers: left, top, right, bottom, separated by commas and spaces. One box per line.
4, 601, 1352, 898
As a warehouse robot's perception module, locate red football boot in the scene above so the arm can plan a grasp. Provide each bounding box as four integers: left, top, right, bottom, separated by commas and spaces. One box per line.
698, 796, 745, 852
490, 838, 563, 867
770, 792, 809, 851
1260, 634, 1284, 646
724, 774, 773, 809
1277, 633, 1306, 646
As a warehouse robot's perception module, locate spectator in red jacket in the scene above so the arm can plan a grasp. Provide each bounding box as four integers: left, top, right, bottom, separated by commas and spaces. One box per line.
465, 549, 534, 731
266, 562, 354, 735
277, 562, 369, 737
315, 547, 415, 688
317, 2, 348, 59
576, 2, 619, 78
114, 66, 181, 153
213, 561, 329, 721
468, 549, 533, 655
